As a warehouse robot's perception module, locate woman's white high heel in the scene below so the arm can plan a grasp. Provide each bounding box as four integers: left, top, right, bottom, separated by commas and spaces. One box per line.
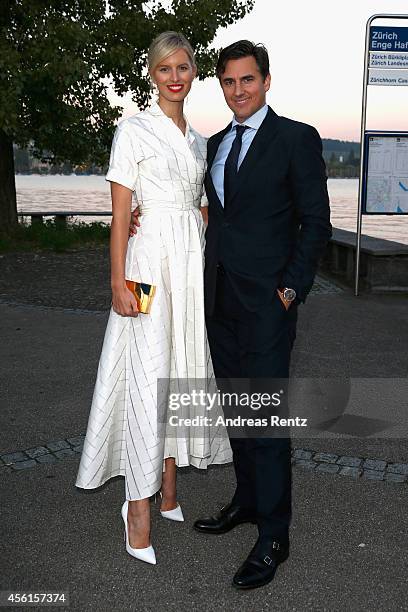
121, 501, 156, 564
159, 491, 184, 522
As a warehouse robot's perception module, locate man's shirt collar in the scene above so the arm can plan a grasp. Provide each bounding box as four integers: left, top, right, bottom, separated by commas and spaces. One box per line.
231, 103, 268, 131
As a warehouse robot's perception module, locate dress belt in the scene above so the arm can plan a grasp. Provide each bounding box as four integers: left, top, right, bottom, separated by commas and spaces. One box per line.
138, 203, 198, 213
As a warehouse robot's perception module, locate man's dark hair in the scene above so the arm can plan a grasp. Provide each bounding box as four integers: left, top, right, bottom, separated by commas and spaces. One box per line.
216, 40, 270, 81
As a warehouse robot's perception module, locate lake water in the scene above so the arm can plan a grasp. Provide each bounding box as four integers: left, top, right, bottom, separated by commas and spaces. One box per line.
15, 175, 408, 245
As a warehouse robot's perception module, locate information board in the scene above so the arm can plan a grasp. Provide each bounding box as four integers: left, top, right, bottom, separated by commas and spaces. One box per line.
362, 132, 408, 214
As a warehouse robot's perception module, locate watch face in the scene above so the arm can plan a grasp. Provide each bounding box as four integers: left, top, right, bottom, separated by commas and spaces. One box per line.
283, 288, 296, 301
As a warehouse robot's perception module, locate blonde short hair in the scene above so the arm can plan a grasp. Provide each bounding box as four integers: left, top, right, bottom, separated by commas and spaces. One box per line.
148, 31, 196, 73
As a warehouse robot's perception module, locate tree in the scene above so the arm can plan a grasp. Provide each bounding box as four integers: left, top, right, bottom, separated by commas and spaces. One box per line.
0, 0, 254, 233
346, 148, 355, 165
13, 146, 30, 173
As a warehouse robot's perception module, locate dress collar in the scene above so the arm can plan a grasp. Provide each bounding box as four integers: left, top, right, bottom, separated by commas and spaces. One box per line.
147, 101, 195, 143
148, 101, 165, 117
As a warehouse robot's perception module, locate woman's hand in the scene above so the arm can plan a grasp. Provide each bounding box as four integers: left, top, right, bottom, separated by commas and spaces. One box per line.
112, 284, 139, 317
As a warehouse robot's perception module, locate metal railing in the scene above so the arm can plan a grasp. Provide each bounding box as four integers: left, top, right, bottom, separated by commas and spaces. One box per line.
17, 211, 112, 226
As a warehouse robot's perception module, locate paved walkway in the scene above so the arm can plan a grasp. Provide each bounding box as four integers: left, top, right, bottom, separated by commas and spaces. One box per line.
1, 247, 407, 611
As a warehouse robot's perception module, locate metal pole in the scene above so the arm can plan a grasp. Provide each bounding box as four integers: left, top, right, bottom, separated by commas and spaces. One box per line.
355, 13, 408, 296
355, 16, 371, 296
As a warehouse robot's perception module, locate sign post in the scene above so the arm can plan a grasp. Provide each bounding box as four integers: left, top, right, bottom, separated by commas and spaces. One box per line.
355, 14, 408, 296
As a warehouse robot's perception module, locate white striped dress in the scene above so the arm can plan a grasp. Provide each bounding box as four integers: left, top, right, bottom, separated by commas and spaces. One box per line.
75, 102, 232, 500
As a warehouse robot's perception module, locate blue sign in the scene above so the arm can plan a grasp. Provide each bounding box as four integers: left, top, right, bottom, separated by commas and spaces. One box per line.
370, 26, 408, 51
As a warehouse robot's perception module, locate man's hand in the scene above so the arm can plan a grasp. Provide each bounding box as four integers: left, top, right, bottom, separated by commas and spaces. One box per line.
129, 206, 141, 237
277, 289, 291, 311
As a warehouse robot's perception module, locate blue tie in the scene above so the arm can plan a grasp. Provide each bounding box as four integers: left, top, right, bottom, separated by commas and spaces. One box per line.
224, 124, 248, 208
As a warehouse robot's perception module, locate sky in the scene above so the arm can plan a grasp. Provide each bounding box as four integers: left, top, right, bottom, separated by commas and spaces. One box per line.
109, 0, 408, 141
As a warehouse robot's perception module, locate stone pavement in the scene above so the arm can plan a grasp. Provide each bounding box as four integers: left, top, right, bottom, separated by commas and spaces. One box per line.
0, 246, 342, 312
0, 247, 111, 311
1, 247, 407, 611
1, 454, 407, 612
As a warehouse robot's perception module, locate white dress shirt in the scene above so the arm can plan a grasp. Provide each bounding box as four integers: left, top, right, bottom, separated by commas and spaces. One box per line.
210, 104, 269, 206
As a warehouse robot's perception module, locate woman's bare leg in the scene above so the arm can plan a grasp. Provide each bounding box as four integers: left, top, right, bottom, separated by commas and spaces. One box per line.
127, 498, 151, 548
160, 457, 177, 511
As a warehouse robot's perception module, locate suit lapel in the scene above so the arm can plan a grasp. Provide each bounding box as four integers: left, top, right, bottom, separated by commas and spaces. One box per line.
205, 107, 280, 213
228, 107, 280, 208
205, 123, 231, 213
207, 123, 231, 171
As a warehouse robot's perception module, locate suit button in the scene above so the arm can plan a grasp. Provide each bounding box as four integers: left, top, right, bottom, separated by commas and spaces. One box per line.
222, 222, 230, 228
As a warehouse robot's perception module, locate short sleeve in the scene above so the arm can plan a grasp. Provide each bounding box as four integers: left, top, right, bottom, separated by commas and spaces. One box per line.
105, 121, 142, 191
200, 185, 209, 207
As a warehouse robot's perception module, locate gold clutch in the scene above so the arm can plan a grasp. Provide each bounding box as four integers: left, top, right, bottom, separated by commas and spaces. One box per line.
125, 280, 156, 314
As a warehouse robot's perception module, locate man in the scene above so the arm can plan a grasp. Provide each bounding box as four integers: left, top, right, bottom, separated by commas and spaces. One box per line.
130, 39, 331, 590
192, 40, 331, 590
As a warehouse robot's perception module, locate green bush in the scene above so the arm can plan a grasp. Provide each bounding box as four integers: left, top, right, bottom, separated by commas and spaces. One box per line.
0, 219, 110, 252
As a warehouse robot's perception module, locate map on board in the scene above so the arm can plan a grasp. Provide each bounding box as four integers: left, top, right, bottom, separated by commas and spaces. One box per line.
365, 136, 408, 213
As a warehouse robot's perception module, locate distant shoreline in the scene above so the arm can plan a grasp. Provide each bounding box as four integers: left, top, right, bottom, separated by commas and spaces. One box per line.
15, 173, 359, 180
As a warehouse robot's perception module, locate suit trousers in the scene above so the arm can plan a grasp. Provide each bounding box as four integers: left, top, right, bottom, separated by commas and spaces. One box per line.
206, 266, 298, 543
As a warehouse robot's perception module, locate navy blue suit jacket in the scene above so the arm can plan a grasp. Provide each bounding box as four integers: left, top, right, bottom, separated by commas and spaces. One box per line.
204, 106, 332, 315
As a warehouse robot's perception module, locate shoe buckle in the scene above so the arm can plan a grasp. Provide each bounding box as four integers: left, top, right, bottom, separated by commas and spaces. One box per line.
264, 555, 273, 566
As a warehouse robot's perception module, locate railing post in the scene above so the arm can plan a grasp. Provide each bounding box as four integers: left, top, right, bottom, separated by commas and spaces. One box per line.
31, 214, 44, 226
55, 214, 68, 229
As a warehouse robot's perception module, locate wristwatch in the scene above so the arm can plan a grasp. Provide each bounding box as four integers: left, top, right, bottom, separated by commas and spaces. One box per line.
278, 287, 297, 302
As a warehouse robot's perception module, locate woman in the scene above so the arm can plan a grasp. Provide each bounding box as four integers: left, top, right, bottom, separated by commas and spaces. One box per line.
75, 31, 232, 565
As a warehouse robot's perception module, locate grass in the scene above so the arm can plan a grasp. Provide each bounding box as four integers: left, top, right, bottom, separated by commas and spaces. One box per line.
0, 219, 110, 253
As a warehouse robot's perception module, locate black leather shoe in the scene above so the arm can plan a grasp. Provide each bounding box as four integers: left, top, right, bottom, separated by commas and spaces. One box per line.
232, 538, 289, 590
193, 502, 256, 534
